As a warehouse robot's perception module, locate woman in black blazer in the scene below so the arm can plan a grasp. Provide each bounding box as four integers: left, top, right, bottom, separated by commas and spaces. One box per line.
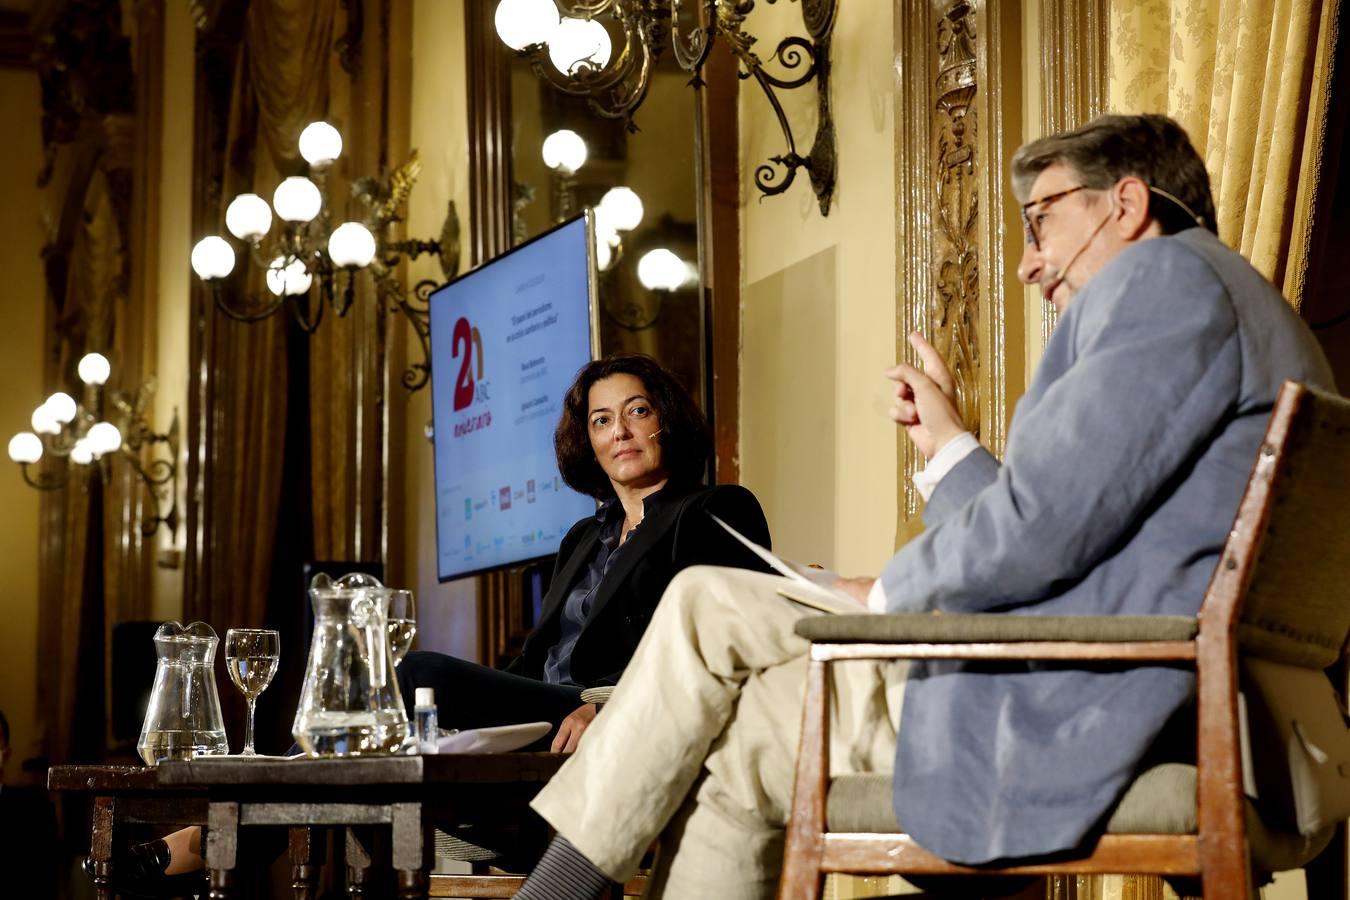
107, 355, 772, 893
397, 352, 772, 753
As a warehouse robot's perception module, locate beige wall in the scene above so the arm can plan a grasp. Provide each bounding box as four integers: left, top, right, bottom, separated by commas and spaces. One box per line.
404, 0, 479, 661
739, 0, 899, 575
149, 0, 195, 623
0, 65, 49, 776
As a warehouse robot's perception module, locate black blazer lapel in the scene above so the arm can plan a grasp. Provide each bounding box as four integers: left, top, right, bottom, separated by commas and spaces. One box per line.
579, 495, 687, 629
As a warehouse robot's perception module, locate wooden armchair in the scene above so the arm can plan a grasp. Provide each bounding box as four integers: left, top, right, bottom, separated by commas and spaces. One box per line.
778, 382, 1350, 900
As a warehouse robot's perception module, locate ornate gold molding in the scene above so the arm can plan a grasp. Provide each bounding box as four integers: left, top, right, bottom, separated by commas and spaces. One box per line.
1035, 0, 1109, 344
895, 0, 1013, 524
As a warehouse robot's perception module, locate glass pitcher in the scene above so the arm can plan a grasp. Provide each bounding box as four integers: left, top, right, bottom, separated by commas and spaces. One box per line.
292, 573, 410, 756
136, 621, 229, 766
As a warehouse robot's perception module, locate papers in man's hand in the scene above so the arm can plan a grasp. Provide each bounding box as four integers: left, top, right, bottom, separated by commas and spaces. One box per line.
709, 514, 868, 615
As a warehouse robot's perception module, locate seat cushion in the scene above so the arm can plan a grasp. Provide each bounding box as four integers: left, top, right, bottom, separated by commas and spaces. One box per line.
796, 613, 1199, 644
825, 764, 1333, 873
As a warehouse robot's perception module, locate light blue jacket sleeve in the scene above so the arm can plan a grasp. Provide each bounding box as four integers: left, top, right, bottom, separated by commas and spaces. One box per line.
878, 239, 1241, 614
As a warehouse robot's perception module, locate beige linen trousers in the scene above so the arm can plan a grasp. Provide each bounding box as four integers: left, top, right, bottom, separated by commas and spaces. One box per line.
530, 565, 906, 900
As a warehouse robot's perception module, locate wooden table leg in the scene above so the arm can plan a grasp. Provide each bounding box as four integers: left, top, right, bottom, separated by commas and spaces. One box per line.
346, 827, 373, 898
289, 826, 324, 900
89, 796, 115, 900
391, 802, 428, 900
206, 801, 239, 900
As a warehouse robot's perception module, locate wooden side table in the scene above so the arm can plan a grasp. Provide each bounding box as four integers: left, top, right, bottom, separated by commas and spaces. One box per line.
52, 753, 569, 899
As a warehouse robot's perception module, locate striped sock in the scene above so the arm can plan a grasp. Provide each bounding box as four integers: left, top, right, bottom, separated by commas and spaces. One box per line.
514, 835, 614, 900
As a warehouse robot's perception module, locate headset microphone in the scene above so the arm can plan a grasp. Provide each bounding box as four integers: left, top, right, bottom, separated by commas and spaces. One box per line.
1042, 204, 1114, 293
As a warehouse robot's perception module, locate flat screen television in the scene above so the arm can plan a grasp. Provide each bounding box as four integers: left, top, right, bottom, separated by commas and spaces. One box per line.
428, 213, 599, 581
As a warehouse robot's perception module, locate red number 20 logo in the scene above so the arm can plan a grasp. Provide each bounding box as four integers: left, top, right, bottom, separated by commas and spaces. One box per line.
452, 317, 485, 411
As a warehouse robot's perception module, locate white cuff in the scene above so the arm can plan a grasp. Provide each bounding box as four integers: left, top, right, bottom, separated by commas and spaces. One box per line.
867, 578, 889, 613
911, 432, 980, 501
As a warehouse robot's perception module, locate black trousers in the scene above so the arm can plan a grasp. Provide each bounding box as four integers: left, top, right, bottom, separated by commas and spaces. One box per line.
396, 651, 585, 750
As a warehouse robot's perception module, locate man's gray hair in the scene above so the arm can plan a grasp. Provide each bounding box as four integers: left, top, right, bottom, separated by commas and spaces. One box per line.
1011, 114, 1218, 236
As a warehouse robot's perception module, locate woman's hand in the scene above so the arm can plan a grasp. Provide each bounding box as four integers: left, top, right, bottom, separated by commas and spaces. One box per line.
551, 703, 599, 753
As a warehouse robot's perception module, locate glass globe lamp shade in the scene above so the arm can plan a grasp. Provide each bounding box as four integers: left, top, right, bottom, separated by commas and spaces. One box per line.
298, 121, 343, 166
77, 352, 111, 386
225, 194, 273, 242
328, 222, 378, 268
87, 421, 122, 456
190, 236, 237, 281
494, 0, 560, 50
7, 432, 42, 465
45, 392, 77, 425
266, 256, 313, 297
30, 404, 59, 435
70, 439, 93, 466
598, 186, 644, 232
637, 248, 689, 292
541, 129, 587, 175
272, 177, 323, 223
548, 16, 612, 76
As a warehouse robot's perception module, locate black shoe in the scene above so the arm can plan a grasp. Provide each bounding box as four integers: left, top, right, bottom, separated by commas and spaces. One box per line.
82, 838, 206, 899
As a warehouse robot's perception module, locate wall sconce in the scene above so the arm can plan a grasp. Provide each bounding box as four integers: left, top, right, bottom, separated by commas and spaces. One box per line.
495, 0, 839, 215
7, 353, 180, 537
190, 121, 461, 391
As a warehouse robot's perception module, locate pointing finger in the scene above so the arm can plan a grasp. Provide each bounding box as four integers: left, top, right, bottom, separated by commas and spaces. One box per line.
907, 332, 957, 397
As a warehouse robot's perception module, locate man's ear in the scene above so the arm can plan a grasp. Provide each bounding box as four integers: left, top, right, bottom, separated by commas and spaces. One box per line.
1114, 176, 1158, 240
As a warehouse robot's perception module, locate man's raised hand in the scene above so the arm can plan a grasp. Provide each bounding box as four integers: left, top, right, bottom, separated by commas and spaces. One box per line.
886, 331, 966, 460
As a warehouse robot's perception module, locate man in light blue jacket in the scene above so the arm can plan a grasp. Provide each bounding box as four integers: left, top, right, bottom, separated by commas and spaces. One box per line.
512, 115, 1336, 900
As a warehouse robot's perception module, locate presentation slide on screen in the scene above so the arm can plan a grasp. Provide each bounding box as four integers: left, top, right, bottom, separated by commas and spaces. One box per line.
428, 216, 597, 581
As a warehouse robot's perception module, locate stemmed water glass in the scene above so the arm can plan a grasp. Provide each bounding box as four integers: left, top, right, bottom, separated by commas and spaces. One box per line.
388, 590, 417, 666
224, 628, 280, 756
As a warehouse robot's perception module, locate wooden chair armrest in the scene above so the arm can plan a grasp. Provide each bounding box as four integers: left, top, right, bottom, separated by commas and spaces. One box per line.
795, 612, 1198, 644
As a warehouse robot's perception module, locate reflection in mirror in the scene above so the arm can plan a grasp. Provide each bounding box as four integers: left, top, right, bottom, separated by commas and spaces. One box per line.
508, 55, 705, 413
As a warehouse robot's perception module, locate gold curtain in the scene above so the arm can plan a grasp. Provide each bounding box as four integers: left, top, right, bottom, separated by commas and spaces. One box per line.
1108, 0, 1342, 306
197, 0, 336, 630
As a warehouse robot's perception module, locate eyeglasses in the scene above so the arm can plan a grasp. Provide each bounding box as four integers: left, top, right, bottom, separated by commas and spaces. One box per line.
1019, 185, 1087, 250
1020, 182, 1208, 250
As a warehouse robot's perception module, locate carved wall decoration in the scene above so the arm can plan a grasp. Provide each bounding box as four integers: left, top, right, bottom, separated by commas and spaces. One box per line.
895, 0, 1013, 523
1035, 0, 1109, 345
932, 2, 982, 438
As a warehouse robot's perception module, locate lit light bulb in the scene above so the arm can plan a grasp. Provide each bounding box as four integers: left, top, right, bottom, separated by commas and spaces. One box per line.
598, 186, 644, 232
87, 421, 122, 456
272, 177, 322, 223
190, 236, 236, 280
266, 256, 313, 297
30, 405, 59, 435
77, 352, 111, 386
494, 0, 560, 50
45, 392, 77, 425
298, 121, 343, 166
225, 194, 273, 242
70, 439, 93, 466
328, 222, 378, 268
7, 432, 42, 465
541, 129, 587, 175
548, 17, 612, 76
637, 248, 691, 291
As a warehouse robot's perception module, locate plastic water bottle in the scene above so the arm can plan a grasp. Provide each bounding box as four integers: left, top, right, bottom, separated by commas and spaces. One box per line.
414, 687, 439, 754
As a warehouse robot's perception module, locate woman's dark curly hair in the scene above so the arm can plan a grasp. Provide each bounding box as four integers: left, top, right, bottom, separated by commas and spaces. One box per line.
555, 353, 711, 500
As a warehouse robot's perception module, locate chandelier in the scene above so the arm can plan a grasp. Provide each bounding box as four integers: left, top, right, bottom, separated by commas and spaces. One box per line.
190, 122, 461, 391
494, 0, 839, 215
6, 353, 179, 536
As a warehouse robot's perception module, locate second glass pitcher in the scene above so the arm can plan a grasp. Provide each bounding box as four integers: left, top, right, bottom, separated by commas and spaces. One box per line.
292, 573, 410, 756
